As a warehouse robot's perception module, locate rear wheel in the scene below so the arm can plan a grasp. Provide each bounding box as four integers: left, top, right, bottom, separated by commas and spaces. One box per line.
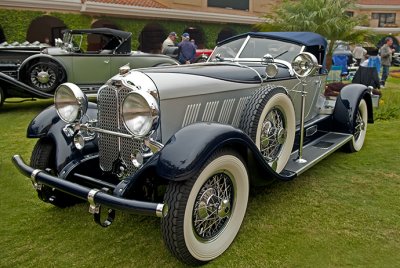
161, 149, 249, 265
346, 99, 368, 152
26, 61, 65, 93
30, 138, 78, 207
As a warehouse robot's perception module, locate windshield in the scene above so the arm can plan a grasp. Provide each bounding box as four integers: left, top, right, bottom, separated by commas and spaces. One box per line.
210, 37, 246, 60
210, 36, 302, 63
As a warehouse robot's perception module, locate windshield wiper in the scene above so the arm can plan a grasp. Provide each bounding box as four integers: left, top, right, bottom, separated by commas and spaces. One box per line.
273, 50, 288, 59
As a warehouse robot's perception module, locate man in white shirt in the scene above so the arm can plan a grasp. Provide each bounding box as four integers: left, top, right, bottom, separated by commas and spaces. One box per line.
162, 32, 177, 53
353, 44, 367, 66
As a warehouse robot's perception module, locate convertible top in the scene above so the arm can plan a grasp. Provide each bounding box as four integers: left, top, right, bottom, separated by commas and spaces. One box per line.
220, 32, 327, 49
63, 28, 132, 54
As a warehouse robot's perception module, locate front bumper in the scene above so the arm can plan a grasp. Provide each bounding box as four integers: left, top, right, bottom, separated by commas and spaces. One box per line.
12, 155, 167, 226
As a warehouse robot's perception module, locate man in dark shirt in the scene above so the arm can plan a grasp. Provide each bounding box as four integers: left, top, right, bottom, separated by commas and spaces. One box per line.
178, 33, 196, 64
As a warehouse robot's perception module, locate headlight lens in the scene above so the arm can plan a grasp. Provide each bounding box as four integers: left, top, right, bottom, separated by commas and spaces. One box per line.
291, 52, 319, 77
54, 83, 88, 123
122, 91, 159, 137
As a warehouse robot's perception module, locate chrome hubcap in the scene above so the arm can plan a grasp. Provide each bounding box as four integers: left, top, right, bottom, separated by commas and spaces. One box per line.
193, 172, 233, 241
30, 64, 57, 90
37, 71, 50, 84
260, 107, 286, 163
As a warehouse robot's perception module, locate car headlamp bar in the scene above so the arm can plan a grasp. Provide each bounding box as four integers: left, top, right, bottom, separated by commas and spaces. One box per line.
80, 124, 164, 153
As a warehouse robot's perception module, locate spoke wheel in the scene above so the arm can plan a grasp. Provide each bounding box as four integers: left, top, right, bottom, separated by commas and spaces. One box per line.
30, 138, 78, 208
27, 62, 64, 93
162, 150, 249, 265
347, 99, 368, 152
240, 86, 295, 173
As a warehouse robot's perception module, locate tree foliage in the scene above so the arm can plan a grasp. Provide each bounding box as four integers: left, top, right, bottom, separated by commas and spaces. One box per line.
256, 0, 374, 58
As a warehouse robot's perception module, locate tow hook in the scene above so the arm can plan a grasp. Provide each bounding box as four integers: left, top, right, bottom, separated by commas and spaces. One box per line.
87, 189, 116, 227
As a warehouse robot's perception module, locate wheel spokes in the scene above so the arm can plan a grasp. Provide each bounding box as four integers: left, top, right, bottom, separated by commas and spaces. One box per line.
30, 64, 57, 90
260, 107, 286, 162
193, 173, 233, 240
354, 110, 365, 140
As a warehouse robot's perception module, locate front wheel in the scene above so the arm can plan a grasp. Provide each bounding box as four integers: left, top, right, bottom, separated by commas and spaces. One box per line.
346, 99, 368, 152
30, 138, 79, 207
161, 149, 249, 265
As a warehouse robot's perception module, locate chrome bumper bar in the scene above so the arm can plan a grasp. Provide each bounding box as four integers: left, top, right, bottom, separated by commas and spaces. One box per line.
12, 155, 167, 224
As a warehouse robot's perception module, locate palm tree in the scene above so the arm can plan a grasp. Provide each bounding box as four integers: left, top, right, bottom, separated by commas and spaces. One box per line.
257, 0, 374, 68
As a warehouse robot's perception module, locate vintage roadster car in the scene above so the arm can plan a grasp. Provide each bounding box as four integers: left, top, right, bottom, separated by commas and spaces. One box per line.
13, 32, 374, 265
0, 28, 177, 106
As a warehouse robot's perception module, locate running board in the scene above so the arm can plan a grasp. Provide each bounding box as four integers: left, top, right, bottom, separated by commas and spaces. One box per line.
284, 132, 353, 176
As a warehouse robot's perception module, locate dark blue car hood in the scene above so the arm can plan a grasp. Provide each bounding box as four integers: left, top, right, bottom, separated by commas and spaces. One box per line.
143, 63, 263, 84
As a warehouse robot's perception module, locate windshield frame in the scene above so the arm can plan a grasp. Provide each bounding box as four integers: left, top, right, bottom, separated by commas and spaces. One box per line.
209, 35, 305, 64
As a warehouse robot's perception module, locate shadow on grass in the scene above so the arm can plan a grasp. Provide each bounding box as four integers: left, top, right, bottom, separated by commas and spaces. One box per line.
0, 98, 53, 114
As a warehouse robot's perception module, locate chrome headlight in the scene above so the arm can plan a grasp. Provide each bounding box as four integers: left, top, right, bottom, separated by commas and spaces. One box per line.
54, 83, 88, 123
291, 52, 319, 78
122, 91, 159, 137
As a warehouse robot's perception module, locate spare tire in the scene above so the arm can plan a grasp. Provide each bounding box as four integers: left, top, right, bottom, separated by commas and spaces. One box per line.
239, 85, 296, 173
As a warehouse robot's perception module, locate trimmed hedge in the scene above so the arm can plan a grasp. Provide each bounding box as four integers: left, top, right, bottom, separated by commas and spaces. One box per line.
0, 8, 252, 49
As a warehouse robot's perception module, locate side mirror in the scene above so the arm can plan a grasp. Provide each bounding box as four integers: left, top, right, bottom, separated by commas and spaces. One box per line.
291, 52, 320, 78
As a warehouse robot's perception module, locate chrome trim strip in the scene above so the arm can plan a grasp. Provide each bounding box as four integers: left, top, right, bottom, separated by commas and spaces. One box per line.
235, 35, 251, 61
202, 101, 219, 121
290, 133, 353, 175
218, 98, 235, 124
182, 103, 201, 127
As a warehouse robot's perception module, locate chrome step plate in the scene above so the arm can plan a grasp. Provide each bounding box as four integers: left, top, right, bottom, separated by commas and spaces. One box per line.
284, 132, 353, 175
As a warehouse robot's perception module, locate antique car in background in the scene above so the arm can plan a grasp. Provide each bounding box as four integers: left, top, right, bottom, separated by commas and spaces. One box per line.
13, 32, 374, 265
0, 28, 178, 106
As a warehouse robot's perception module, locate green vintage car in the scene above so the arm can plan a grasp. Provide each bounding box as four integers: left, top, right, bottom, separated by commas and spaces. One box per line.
1, 28, 178, 96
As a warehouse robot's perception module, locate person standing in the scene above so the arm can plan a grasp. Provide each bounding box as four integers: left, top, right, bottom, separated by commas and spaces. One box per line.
352, 44, 367, 66
380, 37, 395, 87
177, 33, 196, 64
161, 32, 177, 54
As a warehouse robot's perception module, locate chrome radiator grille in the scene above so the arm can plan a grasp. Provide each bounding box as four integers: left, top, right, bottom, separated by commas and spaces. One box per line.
97, 84, 141, 175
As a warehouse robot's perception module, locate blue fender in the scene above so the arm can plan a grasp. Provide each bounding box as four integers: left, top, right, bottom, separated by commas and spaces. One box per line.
121, 122, 297, 196
332, 83, 373, 134
27, 102, 99, 172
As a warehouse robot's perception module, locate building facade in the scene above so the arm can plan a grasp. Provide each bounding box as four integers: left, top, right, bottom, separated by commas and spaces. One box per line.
0, 0, 399, 52
352, 0, 400, 35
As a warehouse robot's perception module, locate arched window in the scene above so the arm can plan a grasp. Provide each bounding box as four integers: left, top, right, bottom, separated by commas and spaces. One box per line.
183, 26, 206, 49
26, 16, 66, 46
139, 23, 166, 54
216, 27, 238, 44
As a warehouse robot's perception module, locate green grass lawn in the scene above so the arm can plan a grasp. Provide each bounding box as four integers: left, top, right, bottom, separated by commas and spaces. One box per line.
0, 76, 399, 267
